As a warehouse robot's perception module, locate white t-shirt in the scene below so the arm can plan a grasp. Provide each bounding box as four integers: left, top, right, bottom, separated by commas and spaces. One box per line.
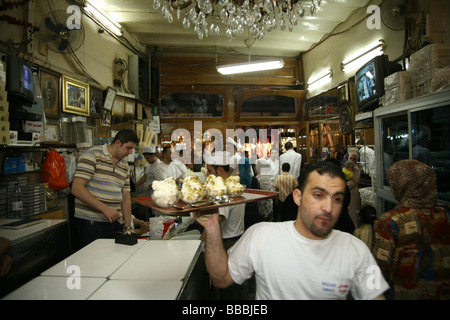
227, 221, 389, 300
219, 203, 245, 239
279, 149, 302, 178
144, 159, 161, 188
154, 161, 182, 181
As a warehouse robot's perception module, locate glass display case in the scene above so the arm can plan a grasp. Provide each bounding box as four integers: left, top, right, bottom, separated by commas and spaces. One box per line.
374, 90, 450, 213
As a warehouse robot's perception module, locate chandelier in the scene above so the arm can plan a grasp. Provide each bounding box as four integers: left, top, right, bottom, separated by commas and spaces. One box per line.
153, 0, 324, 41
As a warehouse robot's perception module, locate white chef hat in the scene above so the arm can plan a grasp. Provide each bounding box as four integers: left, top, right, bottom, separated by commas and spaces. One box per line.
143, 146, 156, 154
226, 137, 237, 147
203, 150, 232, 166
175, 143, 187, 151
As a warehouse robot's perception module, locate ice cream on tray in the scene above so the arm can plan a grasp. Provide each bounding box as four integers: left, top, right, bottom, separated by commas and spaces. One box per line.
152, 177, 180, 207
181, 176, 205, 203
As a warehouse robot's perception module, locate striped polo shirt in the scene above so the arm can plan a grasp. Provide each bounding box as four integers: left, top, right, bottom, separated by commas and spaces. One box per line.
273, 172, 298, 202
74, 144, 131, 222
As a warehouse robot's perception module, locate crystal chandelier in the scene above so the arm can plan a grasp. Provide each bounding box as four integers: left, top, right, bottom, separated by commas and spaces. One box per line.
153, 0, 324, 41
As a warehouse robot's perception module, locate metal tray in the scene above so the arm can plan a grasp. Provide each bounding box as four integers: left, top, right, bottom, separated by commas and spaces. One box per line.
131, 189, 279, 216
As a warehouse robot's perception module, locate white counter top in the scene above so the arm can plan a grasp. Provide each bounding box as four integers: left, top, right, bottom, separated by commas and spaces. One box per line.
0, 219, 67, 244
41, 238, 146, 278
110, 239, 202, 281
3, 238, 204, 300
88, 280, 183, 300
2, 276, 107, 300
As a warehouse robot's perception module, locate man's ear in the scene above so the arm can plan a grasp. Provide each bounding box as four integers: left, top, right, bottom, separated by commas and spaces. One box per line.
293, 189, 302, 206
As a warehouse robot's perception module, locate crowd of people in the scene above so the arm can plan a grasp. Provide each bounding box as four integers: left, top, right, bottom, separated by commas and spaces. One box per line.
31, 128, 447, 301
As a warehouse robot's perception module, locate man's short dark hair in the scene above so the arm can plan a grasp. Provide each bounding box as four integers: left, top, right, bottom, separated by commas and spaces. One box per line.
211, 164, 230, 173
297, 161, 346, 193
112, 129, 139, 145
162, 145, 172, 156
282, 162, 290, 172
284, 142, 294, 150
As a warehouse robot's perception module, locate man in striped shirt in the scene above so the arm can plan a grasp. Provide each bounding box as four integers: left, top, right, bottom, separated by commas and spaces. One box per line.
273, 163, 298, 221
71, 129, 139, 247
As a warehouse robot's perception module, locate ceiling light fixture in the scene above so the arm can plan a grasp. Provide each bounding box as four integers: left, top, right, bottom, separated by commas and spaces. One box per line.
85, 0, 123, 36
152, 0, 324, 41
217, 58, 285, 75
307, 68, 332, 89
341, 39, 385, 71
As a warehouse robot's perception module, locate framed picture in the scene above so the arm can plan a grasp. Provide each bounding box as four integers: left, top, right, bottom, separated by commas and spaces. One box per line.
103, 86, 116, 112
40, 68, 61, 119
90, 86, 103, 117
62, 76, 90, 116
85, 127, 93, 147
113, 96, 125, 117
101, 111, 111, 127
125, 99, 135, 116
44, 123, 60, 142
136, 103, 143, 120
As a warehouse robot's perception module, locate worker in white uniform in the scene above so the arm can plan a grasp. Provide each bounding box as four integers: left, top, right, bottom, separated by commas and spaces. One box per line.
279, 141, 302, 179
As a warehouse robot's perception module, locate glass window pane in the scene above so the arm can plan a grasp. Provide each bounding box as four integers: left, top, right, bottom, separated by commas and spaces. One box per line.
241, 95, 298, 117
381, 114, 409, 186
160, 92, 223, 118
411, 105, 450, 202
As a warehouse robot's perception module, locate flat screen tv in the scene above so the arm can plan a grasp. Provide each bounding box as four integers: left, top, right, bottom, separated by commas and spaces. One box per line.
6, 54, 34, 106
355, 54, 392, 112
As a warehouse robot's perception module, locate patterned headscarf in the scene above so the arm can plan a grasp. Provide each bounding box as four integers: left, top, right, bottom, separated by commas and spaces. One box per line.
388, 159, 437, 208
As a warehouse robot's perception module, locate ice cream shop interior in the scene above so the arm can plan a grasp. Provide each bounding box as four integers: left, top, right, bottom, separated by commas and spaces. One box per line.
0, 0, 449, 301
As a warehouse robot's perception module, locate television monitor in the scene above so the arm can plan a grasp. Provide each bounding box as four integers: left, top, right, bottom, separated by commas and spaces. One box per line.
5, 54, 34, 106
355, 54, 391, 112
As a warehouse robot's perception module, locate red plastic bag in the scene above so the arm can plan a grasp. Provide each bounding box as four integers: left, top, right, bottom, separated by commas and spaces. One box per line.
41, 149, 69, 191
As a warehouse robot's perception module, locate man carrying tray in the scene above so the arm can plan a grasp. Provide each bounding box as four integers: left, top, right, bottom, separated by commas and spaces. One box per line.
195, 161, 389, 300
202, 150, 248, 299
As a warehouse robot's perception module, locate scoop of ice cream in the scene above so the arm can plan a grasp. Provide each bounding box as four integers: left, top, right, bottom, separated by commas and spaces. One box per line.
152, 178, 180, 207
225, 176, 245, 196
205, 175, 227, 197
181, 176, 205, 203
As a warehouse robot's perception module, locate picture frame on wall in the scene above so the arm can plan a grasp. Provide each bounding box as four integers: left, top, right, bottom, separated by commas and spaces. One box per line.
113, 96, 125, 117
125, 99, 135, 116
90, 86, 103, 118
62, 76, 90, 116
44, 122, 60, 143
39, 68, 61, 119
103, 86, 116, 112
136, 103, 143, 120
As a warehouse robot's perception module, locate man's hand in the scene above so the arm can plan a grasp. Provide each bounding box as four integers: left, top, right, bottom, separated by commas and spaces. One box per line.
102, 207, 122, 223
194, 208, 220, 225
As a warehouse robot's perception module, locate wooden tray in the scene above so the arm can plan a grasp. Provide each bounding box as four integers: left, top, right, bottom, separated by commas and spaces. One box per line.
131, 189, 279, 216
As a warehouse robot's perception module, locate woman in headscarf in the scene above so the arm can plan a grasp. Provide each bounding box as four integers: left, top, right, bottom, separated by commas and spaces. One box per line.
347, 152, 361, 228
372, 160, 450, 300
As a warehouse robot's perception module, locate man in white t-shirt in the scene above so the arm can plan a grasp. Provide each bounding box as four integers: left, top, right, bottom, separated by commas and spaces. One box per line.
195, 161, 389, 300
136, 146, 161, 195
153, 145, 182, 181
279, 141, 302, 178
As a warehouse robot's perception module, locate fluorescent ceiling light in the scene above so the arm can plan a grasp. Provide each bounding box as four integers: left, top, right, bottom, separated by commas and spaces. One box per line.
217, 59, 285, 75
307, 69, 333, 89
85, 0, 122, 36
341, 39, 385, 71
